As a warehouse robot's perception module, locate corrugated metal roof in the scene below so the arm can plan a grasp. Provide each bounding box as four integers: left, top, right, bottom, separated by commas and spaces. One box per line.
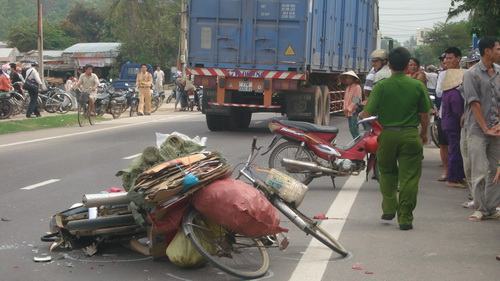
63, 42, 121, 54
0, 48, 19, 58
26, 50, 64, 58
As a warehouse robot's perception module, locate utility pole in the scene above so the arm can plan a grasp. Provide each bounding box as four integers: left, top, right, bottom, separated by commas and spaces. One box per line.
179, 0, 187, 76
37, 0, 44, 81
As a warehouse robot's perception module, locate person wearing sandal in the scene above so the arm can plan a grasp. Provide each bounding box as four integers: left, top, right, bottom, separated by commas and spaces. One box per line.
463, 37, 500, 222
441, 68, 467, 188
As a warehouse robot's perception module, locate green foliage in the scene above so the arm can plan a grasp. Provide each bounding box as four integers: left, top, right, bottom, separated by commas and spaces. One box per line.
413, 21, 472, 66
107, 0, 181, 70
449, 0, 500, 37
7, 20, 76, 52
60, 2, 114, 42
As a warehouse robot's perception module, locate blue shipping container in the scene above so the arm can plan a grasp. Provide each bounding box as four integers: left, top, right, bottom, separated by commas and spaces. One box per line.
188, 0, 379, 74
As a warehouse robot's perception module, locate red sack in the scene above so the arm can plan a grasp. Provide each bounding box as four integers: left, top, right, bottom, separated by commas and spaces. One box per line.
148, 197, 189, 248
192, 178, 287, 237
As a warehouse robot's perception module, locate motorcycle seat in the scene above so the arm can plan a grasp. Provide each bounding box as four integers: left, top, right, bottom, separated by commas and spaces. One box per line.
280, 120, 339, 134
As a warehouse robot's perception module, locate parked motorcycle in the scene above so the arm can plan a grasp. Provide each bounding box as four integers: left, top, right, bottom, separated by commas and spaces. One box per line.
151, 90, 165, 113
94, 89, 127, 119
264, 116, 381, 187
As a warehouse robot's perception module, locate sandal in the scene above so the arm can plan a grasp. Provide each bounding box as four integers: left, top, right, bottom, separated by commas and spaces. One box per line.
437, 175, 447, 182
468, 211, 483, 222
484, 211, 500, 220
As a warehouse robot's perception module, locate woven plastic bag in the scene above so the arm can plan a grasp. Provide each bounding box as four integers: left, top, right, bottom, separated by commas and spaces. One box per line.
192, 178, 287, 237
166, 229, 205, 268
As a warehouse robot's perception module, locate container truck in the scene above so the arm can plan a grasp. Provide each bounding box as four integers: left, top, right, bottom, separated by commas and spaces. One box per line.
186, 0, 379, 131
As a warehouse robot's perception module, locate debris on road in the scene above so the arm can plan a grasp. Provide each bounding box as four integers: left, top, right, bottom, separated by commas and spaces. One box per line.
1, 217, 11, 222
351, 263, 364, 270
33, 255, 52, 262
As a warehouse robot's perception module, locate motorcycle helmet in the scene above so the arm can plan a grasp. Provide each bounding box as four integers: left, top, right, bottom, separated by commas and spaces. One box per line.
364, 135, 378, 154
370, 49, 388, 60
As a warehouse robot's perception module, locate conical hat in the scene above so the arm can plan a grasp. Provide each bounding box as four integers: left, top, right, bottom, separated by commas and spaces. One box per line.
442, 69, 465, 91
340, 70, 360, 81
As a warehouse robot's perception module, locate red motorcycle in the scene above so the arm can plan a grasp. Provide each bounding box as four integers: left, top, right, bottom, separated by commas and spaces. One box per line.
263, 116, 381, 187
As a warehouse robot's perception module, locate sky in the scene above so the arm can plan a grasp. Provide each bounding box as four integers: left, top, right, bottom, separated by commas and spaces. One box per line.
379, 0, 469, 43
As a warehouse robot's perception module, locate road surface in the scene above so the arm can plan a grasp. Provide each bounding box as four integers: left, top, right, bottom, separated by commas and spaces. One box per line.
0, 108, 498, 281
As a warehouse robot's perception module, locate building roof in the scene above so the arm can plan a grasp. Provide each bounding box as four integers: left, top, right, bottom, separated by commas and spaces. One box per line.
63, 42, 121, 54
0, 48, 20, 58
25, 50, 64, 58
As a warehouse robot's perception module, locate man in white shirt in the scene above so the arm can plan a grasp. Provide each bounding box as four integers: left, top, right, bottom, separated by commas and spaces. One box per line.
25, 61, 46, 118
154, 66, 165, 93
75, 64, 100, 114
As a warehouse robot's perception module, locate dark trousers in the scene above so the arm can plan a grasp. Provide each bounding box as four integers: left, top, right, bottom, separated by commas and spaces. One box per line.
444, 129, 465, 182
26, 88, 40, 117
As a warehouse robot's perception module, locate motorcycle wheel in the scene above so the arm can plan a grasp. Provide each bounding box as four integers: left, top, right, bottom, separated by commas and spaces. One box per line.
268, 141, 314, 185
430, 120, 440, 148
129, 100, 138, 117
0, 99, 13, 119
110, 105, 122, 119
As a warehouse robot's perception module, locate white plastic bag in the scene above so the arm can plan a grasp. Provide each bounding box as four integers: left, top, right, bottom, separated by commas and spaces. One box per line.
155, 132, 207, 149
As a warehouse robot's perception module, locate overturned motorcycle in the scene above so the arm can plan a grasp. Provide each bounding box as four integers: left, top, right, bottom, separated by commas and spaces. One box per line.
264, 116, 381, 187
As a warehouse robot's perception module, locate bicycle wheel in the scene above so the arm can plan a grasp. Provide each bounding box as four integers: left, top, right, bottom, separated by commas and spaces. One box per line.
53, 93, 72, 114
268, 141, 314, 185
273, 199, 348, 257
151, 97, 160, 113
77, 103, 87, 127
430, 121, 439, 148
182, 209, 270, 279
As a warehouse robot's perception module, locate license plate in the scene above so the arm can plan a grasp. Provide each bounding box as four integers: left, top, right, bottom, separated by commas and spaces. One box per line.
239, 81, 253, 92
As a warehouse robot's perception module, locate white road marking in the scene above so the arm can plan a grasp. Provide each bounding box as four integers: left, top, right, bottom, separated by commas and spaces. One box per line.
20, 179, 61, 190
288, 175, 365, 281
0, 114, 196, 149
122, 153, 142, 160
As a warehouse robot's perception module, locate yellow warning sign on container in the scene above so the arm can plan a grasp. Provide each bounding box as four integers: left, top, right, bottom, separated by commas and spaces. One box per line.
285, 45, 295, 56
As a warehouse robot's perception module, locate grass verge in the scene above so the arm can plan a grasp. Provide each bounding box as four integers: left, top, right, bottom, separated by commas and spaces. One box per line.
0, 114, 106, 135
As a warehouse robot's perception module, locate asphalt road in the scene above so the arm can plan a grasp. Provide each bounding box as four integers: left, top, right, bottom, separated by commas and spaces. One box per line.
0, 108, 498, 281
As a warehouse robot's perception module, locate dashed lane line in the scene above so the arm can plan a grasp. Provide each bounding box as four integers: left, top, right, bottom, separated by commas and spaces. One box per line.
288, 175, 365, 281
122, 153, 142, 160
20, 179, 61, 190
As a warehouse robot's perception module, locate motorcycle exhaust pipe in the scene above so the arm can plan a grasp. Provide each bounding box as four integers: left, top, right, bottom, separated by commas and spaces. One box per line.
82, 192, 129, 208
281, 158, 338, 175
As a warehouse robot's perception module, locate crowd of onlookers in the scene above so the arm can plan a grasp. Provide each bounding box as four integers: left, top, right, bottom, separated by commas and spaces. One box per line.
341, 37, 499, 234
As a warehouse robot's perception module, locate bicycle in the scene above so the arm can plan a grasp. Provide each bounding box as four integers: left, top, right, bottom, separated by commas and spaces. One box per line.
76, 90, 94, 127
182, 137, 348, 279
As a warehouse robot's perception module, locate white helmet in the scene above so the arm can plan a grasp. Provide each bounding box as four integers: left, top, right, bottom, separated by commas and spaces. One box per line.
370, 49, 388, 60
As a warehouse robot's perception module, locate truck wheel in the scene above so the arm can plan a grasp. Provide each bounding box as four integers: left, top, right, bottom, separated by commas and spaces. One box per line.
312, 86, 323, 125
206, 114, 225, 131
232, 110, 252, 129
321, 86, 331, 126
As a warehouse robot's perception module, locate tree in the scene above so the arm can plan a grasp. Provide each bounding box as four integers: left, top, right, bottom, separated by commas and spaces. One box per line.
415, 20, 472, 65
61, 2, 113, 42
448, 0, 500, 37
7, 20, 76, 52
106, 0, 181, 70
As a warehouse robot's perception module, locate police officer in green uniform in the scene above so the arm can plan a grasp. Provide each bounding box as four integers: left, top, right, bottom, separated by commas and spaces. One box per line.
361, 47, 431, 230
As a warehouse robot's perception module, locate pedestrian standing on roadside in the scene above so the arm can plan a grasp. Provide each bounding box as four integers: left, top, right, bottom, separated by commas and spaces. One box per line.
154, 65, 165, 93
407, 57, 427, 85
64, 75, 76, 92
340, 70, 362, 139
425, 65, 438, 95
361, 47, 431, 230
9, 63, 24, 95
463, 37, 500, 221
24, 62, 45, 118
75, 64, 99, 115
363, 49, 392, 102
0, 64, 12, 92
136, 64, 153, 116
441, 69, 466, 188
436, 48, 463, 182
